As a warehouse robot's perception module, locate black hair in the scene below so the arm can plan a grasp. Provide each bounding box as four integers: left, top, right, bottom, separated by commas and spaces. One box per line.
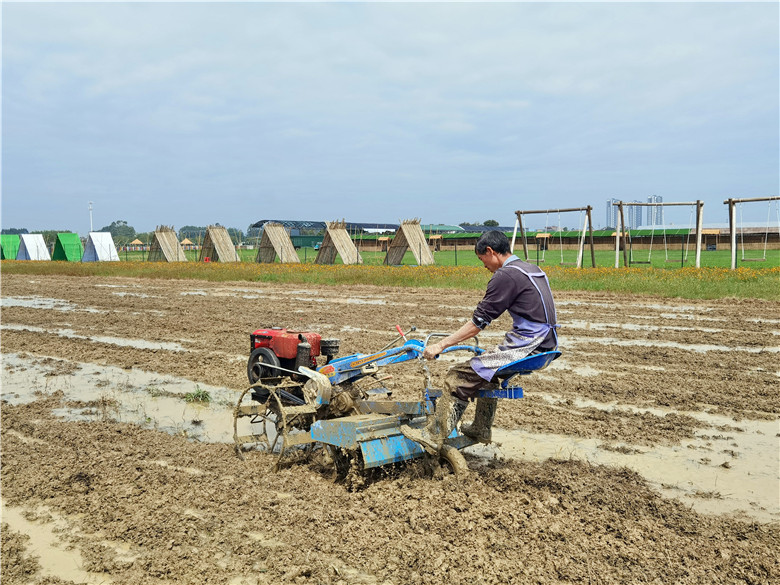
475, 230, 510, 255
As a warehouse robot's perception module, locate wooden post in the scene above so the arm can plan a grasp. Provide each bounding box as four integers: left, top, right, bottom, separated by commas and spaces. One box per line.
728, 198, 737, 270
695, 200, 704, 268
510, 218, 519, 255
614, 211, 621, 268
618, 202, 629, 267
586, 206, 596, 268
515, 212, 529, 260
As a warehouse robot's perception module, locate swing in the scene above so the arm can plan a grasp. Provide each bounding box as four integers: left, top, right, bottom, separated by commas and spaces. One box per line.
535, 211, 550, 263
631, 223, 652, 265
663, 207, 694, 264
558, 210, 581, 266
740, 201, 773, 262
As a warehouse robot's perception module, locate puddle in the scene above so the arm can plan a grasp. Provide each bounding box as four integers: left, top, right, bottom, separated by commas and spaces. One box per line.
1, 353, 235, 443
471, 415, 779, 523
1, 500, 116, 583
0, 296, 105, 314
1, 324, 186, 352
565, 319, 724, 334
180, 291, 207, 296
111, 292, 159, 298
564, 335, 779, 354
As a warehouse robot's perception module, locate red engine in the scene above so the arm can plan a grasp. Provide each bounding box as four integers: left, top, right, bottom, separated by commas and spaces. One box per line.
248, 327, 338, 383
251, 327, 322, 361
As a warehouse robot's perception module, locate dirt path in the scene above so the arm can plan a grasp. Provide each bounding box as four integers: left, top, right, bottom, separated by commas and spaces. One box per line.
2, 274, 779, 584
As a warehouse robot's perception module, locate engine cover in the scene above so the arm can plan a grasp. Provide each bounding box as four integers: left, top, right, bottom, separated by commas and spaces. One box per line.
250, 327, 322, 360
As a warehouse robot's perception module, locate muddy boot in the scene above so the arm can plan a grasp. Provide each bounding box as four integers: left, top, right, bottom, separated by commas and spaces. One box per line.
461, 397, 498, 444
401, 397, 468, 453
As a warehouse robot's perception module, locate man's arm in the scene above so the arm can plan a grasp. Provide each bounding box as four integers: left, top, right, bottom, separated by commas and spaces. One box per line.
422, 321, 481, 360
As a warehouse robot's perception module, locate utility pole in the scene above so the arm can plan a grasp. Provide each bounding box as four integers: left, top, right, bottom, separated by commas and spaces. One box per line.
89, 201, 94, 232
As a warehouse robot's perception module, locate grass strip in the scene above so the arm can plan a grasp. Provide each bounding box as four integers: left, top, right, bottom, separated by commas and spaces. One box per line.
2, 261, 778, 300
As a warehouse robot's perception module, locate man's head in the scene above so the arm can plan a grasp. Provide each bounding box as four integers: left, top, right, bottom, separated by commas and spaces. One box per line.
475, 230, 512, 273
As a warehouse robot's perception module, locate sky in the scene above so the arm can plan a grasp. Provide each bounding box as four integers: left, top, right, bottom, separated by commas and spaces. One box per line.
2, 1, 778, 234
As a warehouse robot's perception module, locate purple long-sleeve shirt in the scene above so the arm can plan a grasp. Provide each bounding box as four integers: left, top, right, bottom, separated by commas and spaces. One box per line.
471, 257, 557, 351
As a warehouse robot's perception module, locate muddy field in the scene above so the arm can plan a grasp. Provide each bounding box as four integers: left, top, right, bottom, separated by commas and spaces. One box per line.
1, 274, 779, 584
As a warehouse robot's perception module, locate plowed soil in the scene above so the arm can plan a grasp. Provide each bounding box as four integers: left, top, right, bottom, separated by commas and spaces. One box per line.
1, 274, 778, 585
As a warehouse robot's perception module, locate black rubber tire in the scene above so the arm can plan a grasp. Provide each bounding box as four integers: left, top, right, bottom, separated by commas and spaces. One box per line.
439, 445, 469, 476
247, 347, 281, 384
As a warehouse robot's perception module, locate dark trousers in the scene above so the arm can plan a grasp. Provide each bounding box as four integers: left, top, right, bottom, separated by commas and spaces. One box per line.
446, 359, 497, 401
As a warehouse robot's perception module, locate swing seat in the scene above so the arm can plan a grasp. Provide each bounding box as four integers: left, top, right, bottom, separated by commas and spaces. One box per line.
631, 260, 651, 265
741, 258, 766, 262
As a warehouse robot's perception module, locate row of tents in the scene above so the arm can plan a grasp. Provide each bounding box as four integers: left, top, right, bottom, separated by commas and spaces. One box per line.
1, 232, 120, 262
0, 226, 240, 263
1, 220, 437, 265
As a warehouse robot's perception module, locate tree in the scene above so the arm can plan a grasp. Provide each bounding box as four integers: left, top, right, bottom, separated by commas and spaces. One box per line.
1, 228, 29, 235
99, 220, 136, 244
483, 219, 499, 227
32, 230, 72, 249
178, 226, 208, 241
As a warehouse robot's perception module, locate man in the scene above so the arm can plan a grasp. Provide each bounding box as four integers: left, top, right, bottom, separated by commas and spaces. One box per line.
402, 230, 558, 451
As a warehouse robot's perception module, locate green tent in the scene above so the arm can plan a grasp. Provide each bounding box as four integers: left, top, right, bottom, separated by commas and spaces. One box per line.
1, 234, 21, 259
52, 233, 83, 261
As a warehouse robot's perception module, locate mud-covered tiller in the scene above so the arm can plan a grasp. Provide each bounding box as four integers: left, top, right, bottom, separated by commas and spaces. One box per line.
233, 326, 560, 480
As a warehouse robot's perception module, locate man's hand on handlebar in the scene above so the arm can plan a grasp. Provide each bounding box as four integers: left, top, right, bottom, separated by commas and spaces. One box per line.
423, 342, 443, 360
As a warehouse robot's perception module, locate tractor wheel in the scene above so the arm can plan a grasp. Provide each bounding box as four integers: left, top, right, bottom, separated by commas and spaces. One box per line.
439, 445, 469, 476
247, 347, 281, 384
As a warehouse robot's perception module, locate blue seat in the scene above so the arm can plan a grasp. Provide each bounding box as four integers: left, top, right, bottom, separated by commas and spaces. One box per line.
493, 350, 561, 388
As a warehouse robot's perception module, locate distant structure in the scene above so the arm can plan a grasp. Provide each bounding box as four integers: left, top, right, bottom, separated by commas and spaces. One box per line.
148, 226, 187, 262
1, 234, 21, 259
52, 233, 83, 261
82, 232, 120, 262
256, 222, 300, 263
199, 225, 240, 262
647, 195, 664, 225
626, 201, 643, 229
384, 219, 435, 266
315, 220, 363, 265
16, 234, 50, 261
605, 198, 620, 228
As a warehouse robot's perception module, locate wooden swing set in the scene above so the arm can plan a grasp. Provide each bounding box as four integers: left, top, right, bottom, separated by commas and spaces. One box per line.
613, 200, 705, 268
724, 196, 780, 270
510, 206, 596, 268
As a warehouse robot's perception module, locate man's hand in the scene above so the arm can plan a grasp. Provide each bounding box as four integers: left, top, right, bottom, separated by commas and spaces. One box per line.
423, 342, 443, 360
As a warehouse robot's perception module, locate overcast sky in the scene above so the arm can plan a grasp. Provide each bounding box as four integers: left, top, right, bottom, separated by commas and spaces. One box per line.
2, 1, 778, 234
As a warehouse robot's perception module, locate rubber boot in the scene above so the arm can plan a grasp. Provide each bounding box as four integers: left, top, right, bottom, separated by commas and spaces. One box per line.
401, 396, 468, 453
461, 397, 498, 444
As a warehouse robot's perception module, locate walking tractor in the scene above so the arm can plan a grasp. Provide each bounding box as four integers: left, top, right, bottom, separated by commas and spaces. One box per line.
233, 326, 560, 481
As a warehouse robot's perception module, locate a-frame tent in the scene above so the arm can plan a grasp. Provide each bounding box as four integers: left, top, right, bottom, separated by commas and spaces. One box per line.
315, 220, 363, 265
1, 234, 21, 260
384, 219, 435, 266
82, 232, 120, 262
16, 234, 51, 261
199, 225, 240, 262
52, 233, 84, 261
255, 222, 300, 263
148, 226, 187, 262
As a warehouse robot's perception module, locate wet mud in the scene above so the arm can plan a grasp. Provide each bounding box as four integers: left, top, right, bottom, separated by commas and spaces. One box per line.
1, 274, 779, 584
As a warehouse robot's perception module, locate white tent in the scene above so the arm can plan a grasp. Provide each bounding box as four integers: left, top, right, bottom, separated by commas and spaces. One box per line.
82, 232, 120, 262
16, 234, 51, 261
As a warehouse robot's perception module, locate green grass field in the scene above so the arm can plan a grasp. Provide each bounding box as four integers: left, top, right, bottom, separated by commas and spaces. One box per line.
3, 254, 778, 300
114, 246, 780, 270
